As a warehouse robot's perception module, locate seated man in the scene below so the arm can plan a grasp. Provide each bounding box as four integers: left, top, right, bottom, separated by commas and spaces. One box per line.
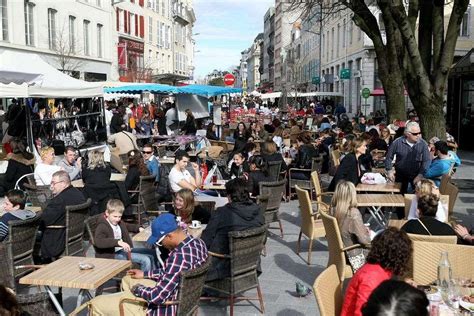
107, 130, 138, 173
201, 178, 265, 281
88, 213, 208, 315
0, 189, 35, 242
169, 150, 202, 193
142, 143, 160, 182
39, 170, 86, 262
424, 140, 461, 187
57, 146, 82, 181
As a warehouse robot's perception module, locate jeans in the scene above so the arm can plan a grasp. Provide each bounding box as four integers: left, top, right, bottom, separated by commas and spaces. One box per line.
195, 189, 219, 197
115, 248, 158, 272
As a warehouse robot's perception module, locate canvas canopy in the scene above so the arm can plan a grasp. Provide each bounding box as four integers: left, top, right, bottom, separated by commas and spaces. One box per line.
104, 84, 179, 95
0, 49, 104, 98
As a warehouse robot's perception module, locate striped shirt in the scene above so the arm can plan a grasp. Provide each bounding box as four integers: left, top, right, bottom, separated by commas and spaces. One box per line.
385, 136, 431, 177
133, 236, 208, 316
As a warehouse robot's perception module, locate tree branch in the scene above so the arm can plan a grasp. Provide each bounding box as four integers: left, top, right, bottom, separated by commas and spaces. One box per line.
432, 1, 444, 72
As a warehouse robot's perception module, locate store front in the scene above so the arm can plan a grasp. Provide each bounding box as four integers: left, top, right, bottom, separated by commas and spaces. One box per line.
447, 48, 474, 150
117, 37, 148, 83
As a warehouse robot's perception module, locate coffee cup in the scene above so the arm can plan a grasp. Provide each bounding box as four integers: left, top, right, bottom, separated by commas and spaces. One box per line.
191, 220, 201, 228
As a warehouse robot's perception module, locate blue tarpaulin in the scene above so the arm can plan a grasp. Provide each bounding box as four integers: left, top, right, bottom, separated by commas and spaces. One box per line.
104, 84, 242, 97
104, 84, 179, 94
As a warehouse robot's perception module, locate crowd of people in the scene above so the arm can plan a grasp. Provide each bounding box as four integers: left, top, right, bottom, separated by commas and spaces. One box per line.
0, 96, 472, 315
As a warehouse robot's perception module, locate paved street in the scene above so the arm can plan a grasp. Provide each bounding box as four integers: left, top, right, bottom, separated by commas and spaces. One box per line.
32, 150, 474, 315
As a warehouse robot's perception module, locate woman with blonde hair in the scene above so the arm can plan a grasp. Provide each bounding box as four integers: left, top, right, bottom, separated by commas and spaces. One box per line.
331, 180, 371, 272
173, 188, 211, 224
407, 179, 447, 222
34, 146, 61, 185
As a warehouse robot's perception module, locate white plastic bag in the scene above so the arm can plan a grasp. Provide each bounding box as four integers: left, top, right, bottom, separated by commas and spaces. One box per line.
361, 172, 387, 184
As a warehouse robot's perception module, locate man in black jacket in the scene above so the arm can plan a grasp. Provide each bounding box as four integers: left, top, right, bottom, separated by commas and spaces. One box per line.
40, 170, 86, 262
201, 178, 264, 281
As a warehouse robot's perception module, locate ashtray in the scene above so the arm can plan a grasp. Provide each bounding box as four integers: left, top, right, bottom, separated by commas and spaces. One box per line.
78, 262, 95, 270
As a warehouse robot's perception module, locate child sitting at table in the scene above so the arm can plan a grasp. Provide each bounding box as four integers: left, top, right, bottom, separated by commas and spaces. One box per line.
94, 199, 157, 271
0, 189, 35, 242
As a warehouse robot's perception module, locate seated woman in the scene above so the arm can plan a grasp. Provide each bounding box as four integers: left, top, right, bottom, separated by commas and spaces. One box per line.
124, 150, 150, 203
0, 138, 35, 196
233, 122, 250, 153
341, 228, 412, 316
261, 140, 287, 172
407, 179, 447, 222
206, 123, 219, 141
229, 151, 250, 179
402, 193, 456, 237
82, 150, 123, 215
290, 132, 319, 180
246, 155, 272, 197
34, 147, 61, 186
331, 181, 371, 272
328, 138, 366, 191
172, 188, 211, 224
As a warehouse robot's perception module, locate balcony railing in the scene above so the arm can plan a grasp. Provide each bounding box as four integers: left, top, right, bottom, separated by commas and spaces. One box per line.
173, 10, 189, 25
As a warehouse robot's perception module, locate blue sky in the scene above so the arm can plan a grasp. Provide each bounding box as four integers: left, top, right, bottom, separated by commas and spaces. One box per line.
193, 0, 274, 78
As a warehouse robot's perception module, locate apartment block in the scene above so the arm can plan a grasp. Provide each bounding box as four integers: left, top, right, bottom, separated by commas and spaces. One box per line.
261, 7, 275, 92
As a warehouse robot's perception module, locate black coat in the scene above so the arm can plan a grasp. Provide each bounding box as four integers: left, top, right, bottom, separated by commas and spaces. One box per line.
82, 165, 122, 215
110, 113, 124, 134
294, 144, 319, 169
328, 153, 361, 191
2, 153, 35, 191
229, 161, 250, 179
181, 117, 197, 135
201, 201, 264, 281
247, 170, 272, 196
40, 186, 86, 258
401, 217, 457, 237
156, 117, 167, 135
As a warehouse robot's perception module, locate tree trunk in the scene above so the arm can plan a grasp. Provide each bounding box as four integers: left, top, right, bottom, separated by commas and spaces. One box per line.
414, 95, 446, 141
380, 75, 406, 123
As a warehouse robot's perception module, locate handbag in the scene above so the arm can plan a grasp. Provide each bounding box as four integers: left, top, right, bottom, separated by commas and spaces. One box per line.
347, 252, 366, 273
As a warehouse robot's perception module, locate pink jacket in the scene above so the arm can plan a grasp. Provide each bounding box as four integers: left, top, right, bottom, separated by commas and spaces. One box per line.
340, 263, 392, 316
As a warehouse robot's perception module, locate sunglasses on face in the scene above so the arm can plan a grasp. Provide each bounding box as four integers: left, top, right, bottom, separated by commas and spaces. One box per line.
409, 132, 421, 136
142, 151, 153, 154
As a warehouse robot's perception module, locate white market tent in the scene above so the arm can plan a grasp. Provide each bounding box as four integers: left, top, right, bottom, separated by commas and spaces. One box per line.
0, 49, 103, 98
260, 91, 344, 99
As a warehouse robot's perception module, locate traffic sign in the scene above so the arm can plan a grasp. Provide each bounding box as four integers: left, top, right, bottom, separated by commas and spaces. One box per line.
312, 76, 320, 84
361, 88, 371, 99
340, 68, 351, 79
223, 74, 235, 86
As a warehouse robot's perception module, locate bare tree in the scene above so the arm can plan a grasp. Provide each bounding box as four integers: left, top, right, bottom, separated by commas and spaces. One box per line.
50, 24, 85, 78
287, 0, 470, 140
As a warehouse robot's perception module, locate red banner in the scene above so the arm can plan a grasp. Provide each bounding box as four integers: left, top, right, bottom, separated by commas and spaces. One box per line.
118, 43, 127, 70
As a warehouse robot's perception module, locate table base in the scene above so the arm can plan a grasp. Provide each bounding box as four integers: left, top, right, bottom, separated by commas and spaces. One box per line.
45, 285, 93, 316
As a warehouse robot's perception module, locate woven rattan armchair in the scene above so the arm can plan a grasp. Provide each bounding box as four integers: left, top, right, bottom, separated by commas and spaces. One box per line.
403, 194, 450, 222
0, 215, 41, 291
115, 259, 211, 316
267, 161, 282, 182
288, 156, 324, 200
319, 208, 365, 282
311, 171, 333, 208
204, 226, 267, 316
23, 184, 53, 210
410, 240, 474, 284
313, 265, 343, 316
295, 185, 326, 265
407, 233, 457, 244
259, 180, 286, 237
440, 181, 459, 220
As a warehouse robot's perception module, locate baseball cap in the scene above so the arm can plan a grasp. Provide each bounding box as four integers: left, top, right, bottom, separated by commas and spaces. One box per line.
147, 213, 178, 245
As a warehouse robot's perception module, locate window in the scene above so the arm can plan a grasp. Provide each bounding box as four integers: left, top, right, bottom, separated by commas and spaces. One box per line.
460, 8, 470, 37
337, 24, 340, 57
349, 20, 353, 45
69, 16, 76, 53
83, 20, 90, 56
331, 27, 334, 59
162, 0, 165, 16
97, 23, 103, 57
118, 9, 124, 33
148, 17, 153, 42
96, 0, 101, 7
0, 0, 8, 41
342, 19, 346, 48
166, 25, 170, 48
48, 9, 57, 50
24, 0, 35, 46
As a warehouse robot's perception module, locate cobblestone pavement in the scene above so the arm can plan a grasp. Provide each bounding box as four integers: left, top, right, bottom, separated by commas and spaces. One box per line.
32, 150, 474, 315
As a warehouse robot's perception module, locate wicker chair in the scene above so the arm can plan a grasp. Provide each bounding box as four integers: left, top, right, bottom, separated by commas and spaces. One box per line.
118, 259, 211, 316
195, 200, 216, 213
0, 215, 41, 291
319, 208, 364, 282
0, 240, 56, 315
204, 226, 267, 316
295, 185, 326, 265
403, 194, 449, 222
267, 161, 282, 182
288, 156, 324, 198
259, 180, 286, 237
313, 265, 343, 316
131, 175, 157, 225
439, 174, 451, 193
23, 184, 53, 210
407, 233, 457, 244
440, 181, 459, 220
410, 240, 474, 284
311, 171, 333, 208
